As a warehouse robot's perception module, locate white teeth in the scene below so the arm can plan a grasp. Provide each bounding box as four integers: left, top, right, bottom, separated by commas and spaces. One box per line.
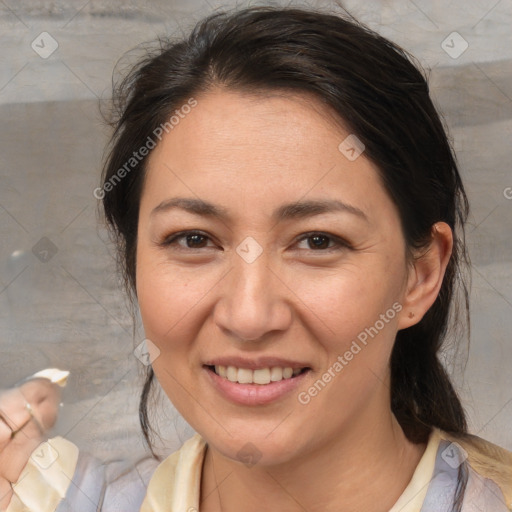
237, 368, 253, 384
214, 365, 304, 384
270, 367, 283, 381
226, 366, 238, 382
253, 368, 270, 385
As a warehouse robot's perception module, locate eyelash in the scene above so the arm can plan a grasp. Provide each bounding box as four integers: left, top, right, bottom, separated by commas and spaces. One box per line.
159, 230, 351, 253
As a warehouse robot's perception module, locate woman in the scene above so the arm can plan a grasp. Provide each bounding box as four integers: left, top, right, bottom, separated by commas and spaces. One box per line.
1, 5, 511, 512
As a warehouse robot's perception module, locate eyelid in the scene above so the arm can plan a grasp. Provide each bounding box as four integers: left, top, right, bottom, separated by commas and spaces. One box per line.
293, 231, 351, 251
158, 229, 351, 253
159, 230, 218, 250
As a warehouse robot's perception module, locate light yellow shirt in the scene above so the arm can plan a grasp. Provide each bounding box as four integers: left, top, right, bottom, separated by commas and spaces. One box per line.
140, 428, 512, 512
140, 429, 441, 512
8, 428, 512, 511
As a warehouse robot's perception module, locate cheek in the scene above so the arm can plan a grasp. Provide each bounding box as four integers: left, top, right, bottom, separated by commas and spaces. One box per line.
135, 248, 221, 351
289, 260, 405, 415
291, 259, 404, 346
293, 270, 403, 427
135, 251, 212, 409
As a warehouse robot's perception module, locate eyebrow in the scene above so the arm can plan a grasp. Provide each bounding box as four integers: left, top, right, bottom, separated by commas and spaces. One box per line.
151, 197, 368, 223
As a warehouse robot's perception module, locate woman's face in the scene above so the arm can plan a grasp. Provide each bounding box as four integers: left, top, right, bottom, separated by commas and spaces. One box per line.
136, 89, 414, 465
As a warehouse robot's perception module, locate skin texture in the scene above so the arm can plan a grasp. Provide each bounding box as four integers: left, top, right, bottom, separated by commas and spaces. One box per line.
137, 89, 453, 512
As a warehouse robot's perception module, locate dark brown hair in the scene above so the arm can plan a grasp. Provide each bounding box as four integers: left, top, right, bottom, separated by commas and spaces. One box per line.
101, 4, 470, 482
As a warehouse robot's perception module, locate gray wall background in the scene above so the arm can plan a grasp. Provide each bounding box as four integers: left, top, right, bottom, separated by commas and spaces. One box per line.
1, 0, 511, 465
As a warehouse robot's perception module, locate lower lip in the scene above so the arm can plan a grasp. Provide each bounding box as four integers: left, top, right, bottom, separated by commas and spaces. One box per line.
203, 366, 310, 406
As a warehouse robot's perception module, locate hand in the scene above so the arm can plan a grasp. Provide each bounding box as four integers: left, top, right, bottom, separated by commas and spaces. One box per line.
0, 378, 63, 510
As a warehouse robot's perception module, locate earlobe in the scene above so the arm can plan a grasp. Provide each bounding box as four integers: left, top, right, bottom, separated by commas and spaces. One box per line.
397, 222, 453, 330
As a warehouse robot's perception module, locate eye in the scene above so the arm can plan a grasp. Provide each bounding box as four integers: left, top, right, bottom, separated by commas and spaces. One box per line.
158, 230, 350, 253
160, 230, 217, 250
294, 232, 350, 252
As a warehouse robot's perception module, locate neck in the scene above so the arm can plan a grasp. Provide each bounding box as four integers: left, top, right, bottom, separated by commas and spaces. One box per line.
200, 407, 428, 512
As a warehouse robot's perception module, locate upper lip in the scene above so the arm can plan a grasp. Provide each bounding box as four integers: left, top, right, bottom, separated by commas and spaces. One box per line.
203, 356, 311, 370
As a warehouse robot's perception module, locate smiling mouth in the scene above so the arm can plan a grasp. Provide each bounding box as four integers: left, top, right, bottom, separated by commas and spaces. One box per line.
205, 365, 310, 385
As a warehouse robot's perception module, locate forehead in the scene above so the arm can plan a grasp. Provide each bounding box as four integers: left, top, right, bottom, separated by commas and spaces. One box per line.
141, 88, 393, 224
153, 88, 347, 165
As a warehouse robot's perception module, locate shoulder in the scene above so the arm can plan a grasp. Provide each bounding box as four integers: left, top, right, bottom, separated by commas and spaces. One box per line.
56, 448, 159, 512
141, 433, 207, 512
100, 457, 159, 512
438, 430, 512, 510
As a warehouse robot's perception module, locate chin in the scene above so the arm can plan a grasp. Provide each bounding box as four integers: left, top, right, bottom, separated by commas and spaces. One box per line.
197, 422, 308, 467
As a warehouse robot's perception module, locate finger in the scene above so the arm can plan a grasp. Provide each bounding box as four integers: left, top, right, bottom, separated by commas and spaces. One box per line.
0, 422, 44, 484
0, 412, 15, 452
0, 405, 42, 484
0, 389, 32, 431
19, 380, 62, 430
0, 477, 13, 511
0, 406, 35, 445
0, 422, 12, 453
0, 411, 15, 432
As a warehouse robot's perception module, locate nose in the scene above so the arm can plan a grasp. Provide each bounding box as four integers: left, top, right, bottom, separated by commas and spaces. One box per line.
213, 251, 293, 342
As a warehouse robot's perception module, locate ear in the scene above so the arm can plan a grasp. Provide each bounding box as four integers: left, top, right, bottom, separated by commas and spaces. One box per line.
397, 222, 453, 330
